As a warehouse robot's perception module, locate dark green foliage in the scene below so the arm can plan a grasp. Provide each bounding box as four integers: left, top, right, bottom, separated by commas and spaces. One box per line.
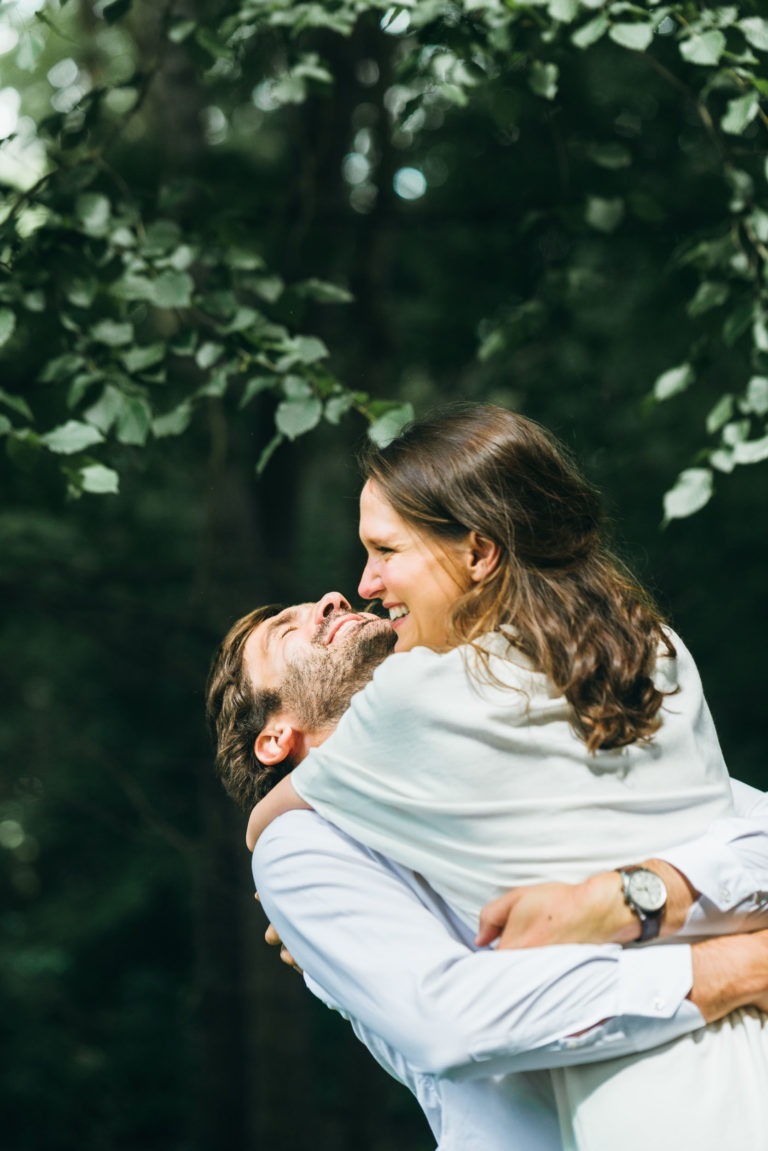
1, 2, 767, 1149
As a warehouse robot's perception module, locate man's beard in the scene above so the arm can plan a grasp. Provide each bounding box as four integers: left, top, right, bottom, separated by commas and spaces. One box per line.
280, 617, 396, 733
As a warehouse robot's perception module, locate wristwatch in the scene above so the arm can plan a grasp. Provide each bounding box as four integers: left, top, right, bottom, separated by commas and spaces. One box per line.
617, 867, 667, 942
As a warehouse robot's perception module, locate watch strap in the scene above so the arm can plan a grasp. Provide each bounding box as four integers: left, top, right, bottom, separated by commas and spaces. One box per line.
618, 867, 664, 943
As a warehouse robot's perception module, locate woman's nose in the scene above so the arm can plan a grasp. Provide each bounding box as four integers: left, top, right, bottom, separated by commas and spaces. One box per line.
357, 560, 383, 601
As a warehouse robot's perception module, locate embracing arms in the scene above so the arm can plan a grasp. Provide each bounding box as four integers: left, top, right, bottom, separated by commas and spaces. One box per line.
253, 812, 768, 1081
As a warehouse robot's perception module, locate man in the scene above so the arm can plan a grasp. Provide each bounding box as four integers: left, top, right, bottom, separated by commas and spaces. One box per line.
207, 592, 768, 1150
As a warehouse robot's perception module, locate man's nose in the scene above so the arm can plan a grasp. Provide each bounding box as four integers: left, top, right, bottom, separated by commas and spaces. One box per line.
357, 559, 382, 601
313, 591, 351, 626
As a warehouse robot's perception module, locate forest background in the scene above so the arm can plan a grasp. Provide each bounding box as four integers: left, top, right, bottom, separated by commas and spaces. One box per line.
1, 1, 767, 1148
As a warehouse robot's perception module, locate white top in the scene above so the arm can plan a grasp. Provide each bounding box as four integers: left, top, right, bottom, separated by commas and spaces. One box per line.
292, 630, 734, 930
253, 788, 768, 1151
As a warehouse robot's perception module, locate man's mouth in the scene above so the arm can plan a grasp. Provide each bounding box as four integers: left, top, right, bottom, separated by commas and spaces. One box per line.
324, 614, 366, 645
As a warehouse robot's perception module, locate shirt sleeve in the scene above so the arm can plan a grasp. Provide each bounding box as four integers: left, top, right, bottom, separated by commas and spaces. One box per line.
252, 812, 705, 1080
658, 778, 768, 934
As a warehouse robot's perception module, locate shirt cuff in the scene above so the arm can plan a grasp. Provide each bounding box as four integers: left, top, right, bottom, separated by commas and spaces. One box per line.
615, 943, 693, 1019
662, 831, 759, 910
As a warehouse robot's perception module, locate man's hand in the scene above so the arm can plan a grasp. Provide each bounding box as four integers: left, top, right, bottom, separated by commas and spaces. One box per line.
476, 861, 699, 949
691, 928, 768, 1022
255, 893, 302, 973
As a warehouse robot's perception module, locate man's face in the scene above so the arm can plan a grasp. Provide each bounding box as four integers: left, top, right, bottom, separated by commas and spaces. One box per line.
243, 592, 396, 733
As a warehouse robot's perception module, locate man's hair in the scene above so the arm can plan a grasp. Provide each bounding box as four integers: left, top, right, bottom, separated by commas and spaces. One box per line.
205, 605, 294, 809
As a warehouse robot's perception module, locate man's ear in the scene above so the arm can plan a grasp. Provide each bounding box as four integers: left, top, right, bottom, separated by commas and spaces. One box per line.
467, 531, 501, 583
255, 718, 300, 766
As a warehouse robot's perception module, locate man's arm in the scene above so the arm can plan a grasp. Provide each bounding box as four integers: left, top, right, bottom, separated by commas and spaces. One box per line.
477, 777, 768, 950
252, 811, 767, 1082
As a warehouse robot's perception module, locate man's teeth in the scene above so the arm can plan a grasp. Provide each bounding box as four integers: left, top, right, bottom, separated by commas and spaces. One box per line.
389, 606, 409, 621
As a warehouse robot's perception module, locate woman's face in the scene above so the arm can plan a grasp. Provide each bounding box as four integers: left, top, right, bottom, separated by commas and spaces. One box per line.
357, 479, 473, 652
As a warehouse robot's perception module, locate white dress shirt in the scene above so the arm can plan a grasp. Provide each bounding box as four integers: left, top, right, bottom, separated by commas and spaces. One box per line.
252, 794, 768, 1150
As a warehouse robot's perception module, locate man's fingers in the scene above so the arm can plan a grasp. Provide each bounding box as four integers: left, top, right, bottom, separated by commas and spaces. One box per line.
475, 898, 510, 947
280, 946, 302, 973
264, 923, 282, 948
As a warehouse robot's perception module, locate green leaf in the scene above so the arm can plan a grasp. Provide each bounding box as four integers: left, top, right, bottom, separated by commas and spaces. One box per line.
572, 14, 609, 49
733, 435, 768, 464
275, 395, 323, 439
84, 384, 124, 433
239, 376, 276, 409
150, 270, 194, 308
0, 414, 11, 437
679, 30, 726, 66
653, 363, 694, 401
722, 299, 754, 346
721, 93, 760, 136
0, 388, 33, 421
79, 463, 119, 494
121, 343, 166, 374
706, 394, 734, 434
586, 142, 632, 170
294, 279, 354, 304
282, 375, 312, 399
529, 62, 559, 101
609, 23, 654, 52
739, 17, 768, 52
39, 354, 87, 385
41, 420, 105, 455
548, 0, 578, 23
253, 276, 284, 303
0, 308, 16, 348
116, 395, 152, 446
92, 319, 134, 347
743, 376, 768, 415
197, 371, 229, 398
710, 448, 735, 473
194, 26, 232, 61
753, 311, 768, 352
68, 372, 103, 409
276, 336, 329, 371
663, 468, 713, 522
75, 192, 110, 237
196, 342, 224, 370
217, 307, 259, 334
16, 28, 45, 71
687, 281, 729, 317
325, 394, 355, 424
64, 275, 98, 309
722, 419, 750, 446
368, 403, 414, 448
153, 401, 193, 438
169, 18, 196, 43
585, 196, 625, 233
256, 431, 284, 476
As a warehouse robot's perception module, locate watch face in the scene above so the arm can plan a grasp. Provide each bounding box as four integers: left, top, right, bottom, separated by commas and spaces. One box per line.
627, 869, 667, 913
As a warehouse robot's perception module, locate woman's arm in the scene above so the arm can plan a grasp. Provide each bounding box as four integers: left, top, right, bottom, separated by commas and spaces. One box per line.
246, 775, 311, 850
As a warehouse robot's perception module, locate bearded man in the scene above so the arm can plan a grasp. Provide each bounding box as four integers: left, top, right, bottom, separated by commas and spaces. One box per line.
206, 593, 768, 1151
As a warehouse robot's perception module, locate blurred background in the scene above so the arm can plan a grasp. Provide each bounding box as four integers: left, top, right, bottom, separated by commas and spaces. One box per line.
1, 2, 767, 1149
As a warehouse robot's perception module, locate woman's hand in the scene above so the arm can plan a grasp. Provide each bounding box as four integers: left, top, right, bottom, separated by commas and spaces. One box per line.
476, 874, 632, 949
476, 862, 696, 949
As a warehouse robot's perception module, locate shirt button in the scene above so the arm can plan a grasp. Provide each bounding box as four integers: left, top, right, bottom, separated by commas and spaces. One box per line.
719, 886, 731, 902
653, 997, 666, 1012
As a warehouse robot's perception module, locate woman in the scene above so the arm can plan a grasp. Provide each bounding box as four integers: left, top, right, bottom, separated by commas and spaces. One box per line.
248, 403, 768, 1150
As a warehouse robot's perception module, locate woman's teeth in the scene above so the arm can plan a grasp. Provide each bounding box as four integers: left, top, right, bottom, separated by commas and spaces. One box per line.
389, 606, 409, 620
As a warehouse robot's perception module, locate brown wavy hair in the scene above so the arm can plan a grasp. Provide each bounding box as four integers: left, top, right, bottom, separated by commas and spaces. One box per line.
360, 403, 674, 752
205, 605, 295, 808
